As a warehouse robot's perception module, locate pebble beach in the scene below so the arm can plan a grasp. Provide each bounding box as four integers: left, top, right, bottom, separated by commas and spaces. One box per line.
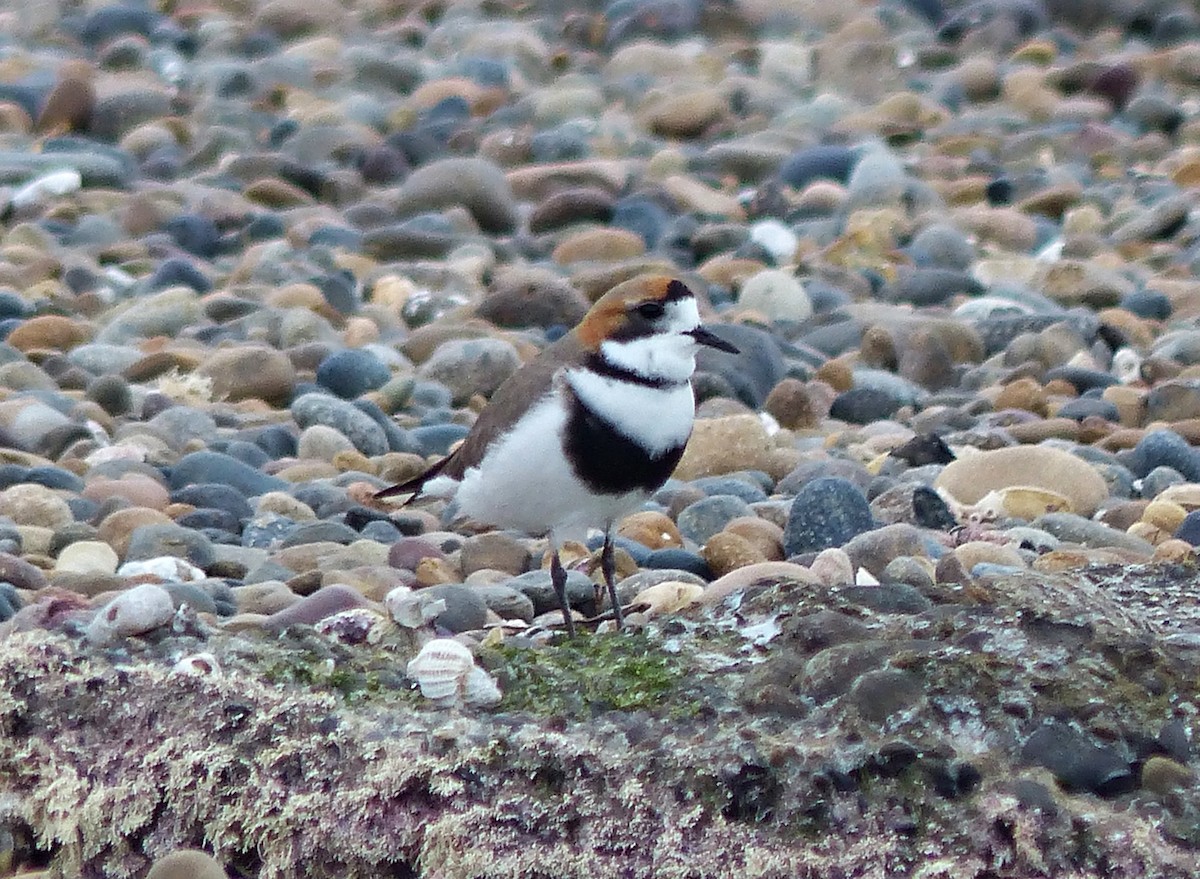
6, 0, 1200, 876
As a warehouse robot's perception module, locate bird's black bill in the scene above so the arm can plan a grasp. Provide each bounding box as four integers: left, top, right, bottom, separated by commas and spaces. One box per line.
688, 326, 739, 353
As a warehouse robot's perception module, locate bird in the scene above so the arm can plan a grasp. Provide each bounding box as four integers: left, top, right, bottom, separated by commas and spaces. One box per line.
375, 274, 738, 636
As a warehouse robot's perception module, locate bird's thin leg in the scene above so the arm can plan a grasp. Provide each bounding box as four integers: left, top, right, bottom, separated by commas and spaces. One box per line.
550, 549, 576, 637
602, 530, 624, 630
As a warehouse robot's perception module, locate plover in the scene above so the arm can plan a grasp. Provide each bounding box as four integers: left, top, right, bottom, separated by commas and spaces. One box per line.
376, 274, 738, 635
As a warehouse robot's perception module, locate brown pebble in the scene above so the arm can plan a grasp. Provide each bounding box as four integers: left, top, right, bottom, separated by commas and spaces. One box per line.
1141, 754, 1195, 795
764, 377, 819, 430
673, 415, 776, 480
460, 532, 531, 576
815, 358, 853, 392
5, 314, 92, 353
36, 60, 96, 135
415, 556, 458, 587
993, 377, 1048, 415
723, 516, 784, 561
702, 531, 767, 578
552, 228, 646, 265
617, 511, 682, 549
97, 507, 172, 557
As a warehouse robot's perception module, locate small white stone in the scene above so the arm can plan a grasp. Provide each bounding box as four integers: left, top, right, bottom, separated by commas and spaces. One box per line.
117, 557, 205, 582
385, 586, 446, 628
749, 220, 799, 265
55, 540, 120, 575
172, 652, 222, 677
86, 583, 175, 645
12, 169, 82, 208
738, 268, 812, 322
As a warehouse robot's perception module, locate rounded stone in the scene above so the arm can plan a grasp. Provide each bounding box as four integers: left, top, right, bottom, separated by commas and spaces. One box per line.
393, 156, 517, 234
146, 847, 228, 879
417, 338, 521, 405
737, 269, 812, 322
55, 540, 120, 575
617, 511, 682, 549
783, 477, 875, 556
290, 394, 389, 457
86, 583, 175, 644
6, 314, 92, 352
701, 531, 768, 577
676, 495, 755, 544
936, 445, 1110, 517
316, 349, 391, 399
0, 483, 74, 528
124, 523, 216, 568
421, 582, 491, 633
194, 345, 296, 406
169, 450, 287, 497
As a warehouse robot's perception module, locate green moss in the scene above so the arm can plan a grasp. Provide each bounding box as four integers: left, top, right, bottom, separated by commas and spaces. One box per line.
256, 639, 412, 706
484, 631, 695, 716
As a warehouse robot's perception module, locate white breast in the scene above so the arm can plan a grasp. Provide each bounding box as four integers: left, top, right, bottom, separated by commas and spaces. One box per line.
565, 368, 696, 455
450, 392, 648, 542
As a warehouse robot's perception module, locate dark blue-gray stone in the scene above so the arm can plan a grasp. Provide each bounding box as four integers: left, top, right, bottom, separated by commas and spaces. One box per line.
25, 466, 85, 491
830, 388, 904, 424
1055, 397, 1119, 421
316, 349, 390, 399
280, 520, 360, 547
690, 476, 769, 504
168, 450, 286, 496
1118, 429, 1200, 480
784, 477, 875, 555
1176, 511, 1200, 546
148, 257, 211, 293
676, 495, 754, 544
0, 582, 21, 622
508, 569, 598, 617
642, 548, 711, 578
171, 484, 252, 521
164, 214, 221, 259
242, 515, 298, 549
125, 523, 216, 567
291, 393, 388, 456
612, 197, 669, 248
253, 424, 298, 459
1020, 722, 1134, 797
176, 508, 241, 533
1120, 289, 1171, 320
360, 519, 404, 543
694, 323, 787, 409
1141, 466, 1186, 499
420, 583, 489, 633
778, 145, 858, 189
411, 423, 469, 456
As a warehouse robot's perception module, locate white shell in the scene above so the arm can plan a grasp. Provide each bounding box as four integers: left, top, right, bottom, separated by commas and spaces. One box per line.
405, 638, 501, 707
406, 639, 475, 703
462, 666, 502, 707
172, 652, 221, 677
385, 586, 447, 628
631, 581, 703, 618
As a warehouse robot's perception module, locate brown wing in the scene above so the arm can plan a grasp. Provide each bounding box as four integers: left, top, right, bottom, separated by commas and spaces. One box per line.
374, 332, 582, 501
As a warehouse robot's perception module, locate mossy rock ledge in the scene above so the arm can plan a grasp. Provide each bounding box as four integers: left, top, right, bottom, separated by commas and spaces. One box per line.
3, 564, 1200, 877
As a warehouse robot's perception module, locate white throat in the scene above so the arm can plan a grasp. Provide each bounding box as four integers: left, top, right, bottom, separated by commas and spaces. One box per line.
598, 334, 697, 383
596, 296, 703, 383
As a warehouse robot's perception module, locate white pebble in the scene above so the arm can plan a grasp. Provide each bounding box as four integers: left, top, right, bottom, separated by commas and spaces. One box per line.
86, 583, 175, 645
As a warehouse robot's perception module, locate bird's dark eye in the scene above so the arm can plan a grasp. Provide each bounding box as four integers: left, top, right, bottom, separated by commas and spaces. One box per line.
636, 301, 665, 320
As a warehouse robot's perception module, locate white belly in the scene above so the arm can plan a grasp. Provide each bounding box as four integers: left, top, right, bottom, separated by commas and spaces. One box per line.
450, 395, 647, 544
